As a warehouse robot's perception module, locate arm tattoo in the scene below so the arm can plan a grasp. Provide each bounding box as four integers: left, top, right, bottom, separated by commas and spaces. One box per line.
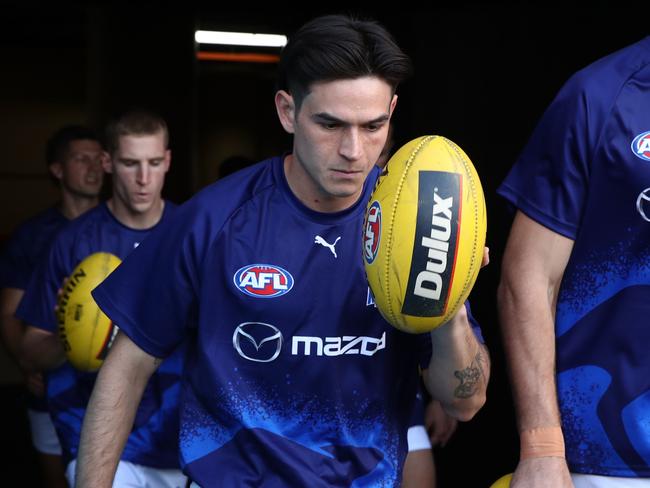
453, 348, 486, 398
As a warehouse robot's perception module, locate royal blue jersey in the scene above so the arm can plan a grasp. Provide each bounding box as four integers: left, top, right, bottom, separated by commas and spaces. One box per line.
409, 384, 427, 429
0, 206, 68, 411
16, 202, 184, 468
0, 206, 67, 290
499, 37, 650, 477
93, 156, 457, 487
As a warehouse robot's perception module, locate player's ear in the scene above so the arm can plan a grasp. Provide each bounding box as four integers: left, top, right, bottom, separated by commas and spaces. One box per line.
101, 151, 113, 174
49, 162, 63, 181
163, 149, 171, 173
275, 90, 296, 134
389, 94, 398, 117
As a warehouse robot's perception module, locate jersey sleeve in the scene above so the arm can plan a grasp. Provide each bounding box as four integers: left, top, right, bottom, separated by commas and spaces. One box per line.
15, 233, 73, 333
92, 201, 206, 359
0, 227, 33, 289
497, 73, 601, 240
465, 300, 484, 344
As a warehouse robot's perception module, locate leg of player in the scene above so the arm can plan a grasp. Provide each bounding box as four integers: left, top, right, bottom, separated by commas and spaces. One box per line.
27, 408, 67, 488
37, 454, 68, 488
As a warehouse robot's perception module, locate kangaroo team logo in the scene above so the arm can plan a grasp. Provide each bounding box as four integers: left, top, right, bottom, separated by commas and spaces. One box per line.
631, 131, 650, 161
234, 264, 294, 298
364, 201, 382, 264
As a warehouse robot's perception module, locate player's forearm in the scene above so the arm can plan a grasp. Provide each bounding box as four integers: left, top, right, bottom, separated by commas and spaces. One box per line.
76, 332, 160, 487
497, 212, 573, 433
19, 325, 66, 371
498, 276, 562, 431
76, 365, 135, 487
0, 313, 24, 361
424, 305, 490, 421
0, 288, 26, 361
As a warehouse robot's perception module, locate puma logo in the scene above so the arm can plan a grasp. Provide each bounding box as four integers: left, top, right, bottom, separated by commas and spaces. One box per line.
314, 235, 341, 258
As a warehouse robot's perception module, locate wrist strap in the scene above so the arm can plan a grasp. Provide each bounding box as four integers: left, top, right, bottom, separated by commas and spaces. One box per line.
520, 426, 565, 460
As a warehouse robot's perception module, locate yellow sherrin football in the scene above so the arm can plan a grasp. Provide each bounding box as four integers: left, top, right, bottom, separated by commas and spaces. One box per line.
363, 135, 486, 333
57, 252, 122, 371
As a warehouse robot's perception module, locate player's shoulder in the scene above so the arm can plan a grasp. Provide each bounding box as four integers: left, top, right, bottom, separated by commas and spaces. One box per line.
59, 202, 107, 232
178, 156, 280, 225
159, 199, 179, 221
201, 157, 277, 200
48, 203, 110, 250
565, 37, 650, 102
9, 206, 65, 239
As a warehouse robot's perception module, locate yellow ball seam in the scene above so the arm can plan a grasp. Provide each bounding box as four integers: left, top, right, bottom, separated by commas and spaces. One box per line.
440, 137, 481, 322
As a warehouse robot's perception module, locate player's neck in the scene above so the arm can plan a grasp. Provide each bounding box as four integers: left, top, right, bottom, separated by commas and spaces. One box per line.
59, 192, 99, 220
283, 155, 363, 213
106, 197, 165, 230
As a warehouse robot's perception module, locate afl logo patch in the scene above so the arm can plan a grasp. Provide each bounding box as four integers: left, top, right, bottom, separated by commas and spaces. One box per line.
631, 131, 650, 161
364, 201, 382, 264
234, 264, 294, 298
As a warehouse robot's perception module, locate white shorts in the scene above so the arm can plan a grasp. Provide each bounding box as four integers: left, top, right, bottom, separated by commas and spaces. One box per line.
573, 474, 650, 487
407, 424, 432, 452
27, 409, 62, 456
66, 459, 187, 488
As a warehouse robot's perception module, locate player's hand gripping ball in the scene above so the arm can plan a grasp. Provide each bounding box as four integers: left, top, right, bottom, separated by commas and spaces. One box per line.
363, 136, 486, 333
56, 252, 121, 371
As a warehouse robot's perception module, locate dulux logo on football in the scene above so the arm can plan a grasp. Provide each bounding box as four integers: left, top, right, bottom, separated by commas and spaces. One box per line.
234, 264, 294, 298
631, 131, 650, 161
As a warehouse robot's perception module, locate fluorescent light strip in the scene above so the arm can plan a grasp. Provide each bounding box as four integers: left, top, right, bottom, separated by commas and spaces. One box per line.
195, 30, 287, 48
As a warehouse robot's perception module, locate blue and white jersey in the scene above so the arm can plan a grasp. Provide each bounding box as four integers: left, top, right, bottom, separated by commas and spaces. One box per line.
93, 156, 440, 487
498, 37, 650, 477
16, 202, 184, 468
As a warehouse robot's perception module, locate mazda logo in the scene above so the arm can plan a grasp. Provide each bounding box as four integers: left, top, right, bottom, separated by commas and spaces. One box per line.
232, 322, 283, 362
637, 188, 650, 222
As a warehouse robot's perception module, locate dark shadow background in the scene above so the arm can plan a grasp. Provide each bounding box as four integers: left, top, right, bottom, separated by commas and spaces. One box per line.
0, 4, 646, 486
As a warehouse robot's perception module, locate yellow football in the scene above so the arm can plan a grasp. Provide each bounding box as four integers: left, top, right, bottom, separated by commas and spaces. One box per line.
56, 252, 122, 371
363, 135, 487, 333
490, 473, 513, 488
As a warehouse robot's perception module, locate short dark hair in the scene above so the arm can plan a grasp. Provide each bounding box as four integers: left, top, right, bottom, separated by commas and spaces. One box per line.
277, 14, 413, 110
104, 109, 169, 156
45, 125, 100, 167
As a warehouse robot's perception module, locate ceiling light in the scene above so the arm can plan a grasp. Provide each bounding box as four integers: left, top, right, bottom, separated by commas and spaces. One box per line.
195, 30, 287, 48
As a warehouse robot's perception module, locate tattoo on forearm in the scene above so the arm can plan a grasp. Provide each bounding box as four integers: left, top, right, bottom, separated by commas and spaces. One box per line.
453, 349, 485, 398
